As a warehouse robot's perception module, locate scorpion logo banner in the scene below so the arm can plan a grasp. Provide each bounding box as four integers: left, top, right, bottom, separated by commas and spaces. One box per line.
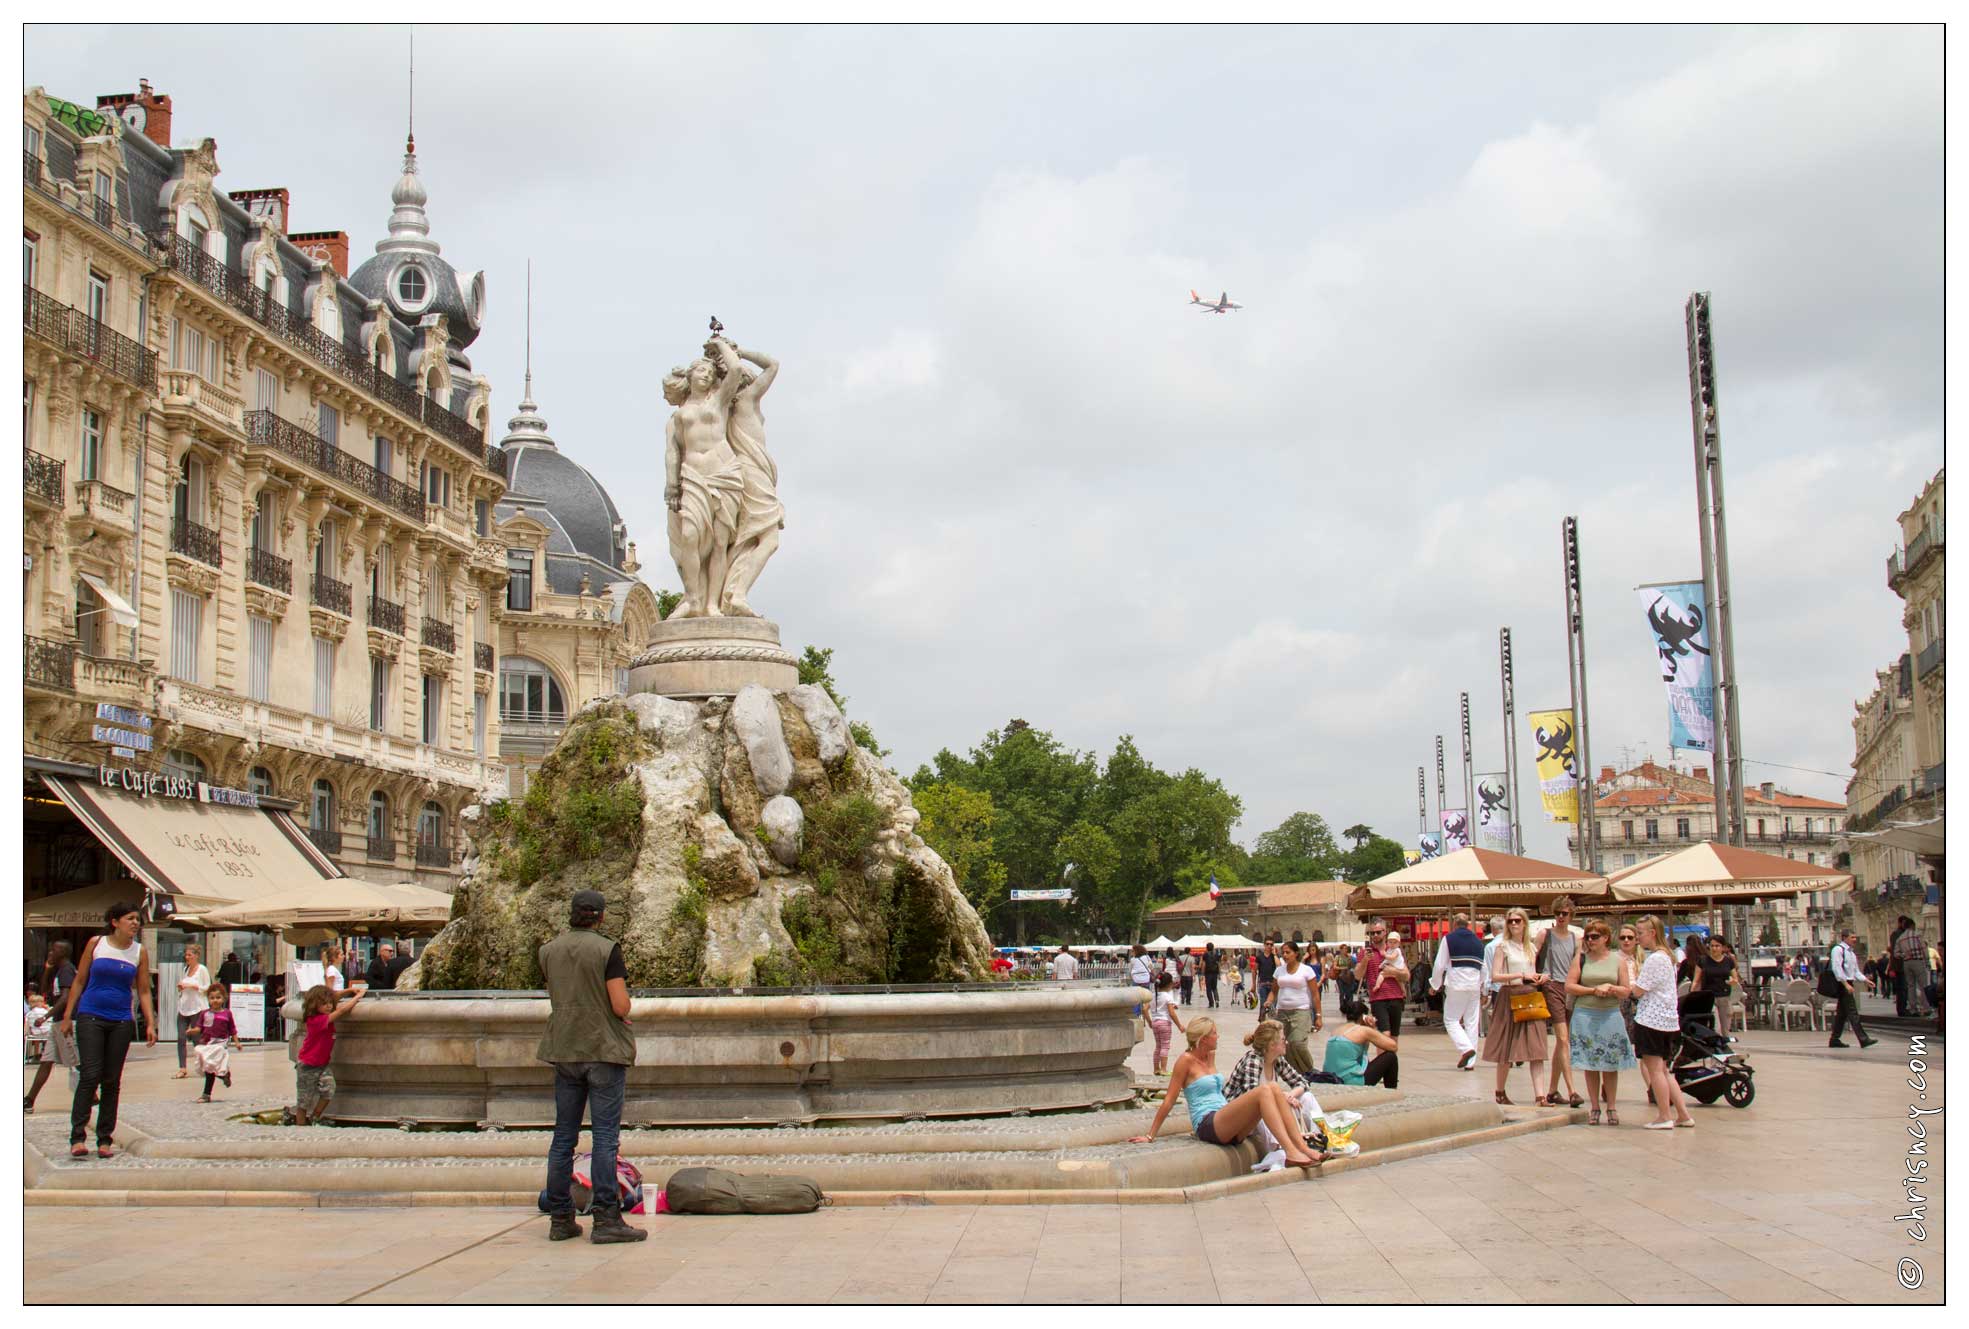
1441, 809, 1472, 852
1637, 581, 1715, 752
1528, 708, 1580, 824
1474, 772, 1513, 850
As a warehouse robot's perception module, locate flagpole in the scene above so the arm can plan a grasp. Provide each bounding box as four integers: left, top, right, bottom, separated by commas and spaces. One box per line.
1562, 517, 1598, 874
1500, 628, 1525, 855
1436, 735, 1447, 849
1417, 766, 1428, 854
1460, 692, 1475, 850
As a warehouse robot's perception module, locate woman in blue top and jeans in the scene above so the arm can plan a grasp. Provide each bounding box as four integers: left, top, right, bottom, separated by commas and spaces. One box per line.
1129, 1016, 1321, 1167
59, 902, 156, 1158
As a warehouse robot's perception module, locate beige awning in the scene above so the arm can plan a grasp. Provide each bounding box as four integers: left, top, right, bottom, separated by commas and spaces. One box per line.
26, 881, 233, 929
1603, 841, 1853, 903
1170, 934, 1262, 950
77, 572, 139, 628
1349, 846, 1609, 912
42, 776, 343, 913
198, 880, 454, 932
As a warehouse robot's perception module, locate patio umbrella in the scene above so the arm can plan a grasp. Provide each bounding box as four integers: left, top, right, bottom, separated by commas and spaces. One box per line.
1603, 841, 1853, 905
196, 880, 455, 932
1348, 846, 1609, 914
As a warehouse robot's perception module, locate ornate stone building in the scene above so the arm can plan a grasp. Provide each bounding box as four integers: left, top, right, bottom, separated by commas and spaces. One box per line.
489, 371, 660, 797
23, 82, 507, 887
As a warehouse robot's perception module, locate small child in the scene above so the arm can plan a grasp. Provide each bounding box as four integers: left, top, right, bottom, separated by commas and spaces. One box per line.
24, 992, 51, 1064
1149, 971, 1185, 1076
295, 983, 364, 1125
190, 983, 240, 1102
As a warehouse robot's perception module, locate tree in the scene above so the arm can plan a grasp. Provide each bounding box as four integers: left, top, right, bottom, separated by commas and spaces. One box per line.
1246, 811, 1341, 884
1339, 832, 1406, 883
796, 644, 887, 757
654, 588, 683, 620
912, 781, 1007, 914
1343, 823, 1373, 849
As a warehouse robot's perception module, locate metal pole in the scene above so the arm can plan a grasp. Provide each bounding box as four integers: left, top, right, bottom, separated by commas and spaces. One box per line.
1563, 517, 1598, 874
1685, 293, 1732, 847
1698, 295, 1748, 848
1460, 692, 1475, 850
1500, 628, 1524, 855
1435, 735, 1447, 846
1417, 766, 1428, 844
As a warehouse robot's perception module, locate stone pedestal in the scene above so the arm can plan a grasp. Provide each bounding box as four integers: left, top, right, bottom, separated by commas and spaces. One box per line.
628, 615, 799, 698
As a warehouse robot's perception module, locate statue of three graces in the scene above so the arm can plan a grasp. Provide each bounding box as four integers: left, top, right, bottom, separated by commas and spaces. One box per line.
662, 335, 782, 620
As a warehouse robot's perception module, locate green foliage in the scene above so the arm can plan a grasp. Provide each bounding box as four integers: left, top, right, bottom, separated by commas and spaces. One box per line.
799, 793, 885, 876
1340, 832, 1407, 883
799, 644, 886, 759
646, 880, 707, 988
655, 588, 683, 620
1342, 823, 1374, 849
491, 708, 646, 889
778, 891, 849, 982
912, 781, 1008, 912
1756, 918, 1781, 947
1245, 811, 1342, 885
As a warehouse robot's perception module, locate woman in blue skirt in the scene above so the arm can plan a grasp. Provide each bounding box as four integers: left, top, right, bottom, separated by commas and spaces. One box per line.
1564, 917, 1637, 1125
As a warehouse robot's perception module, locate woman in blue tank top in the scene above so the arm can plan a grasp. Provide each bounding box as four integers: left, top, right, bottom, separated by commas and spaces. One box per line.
60, 901, 156, 1159
1129, 1016, 1323, 1167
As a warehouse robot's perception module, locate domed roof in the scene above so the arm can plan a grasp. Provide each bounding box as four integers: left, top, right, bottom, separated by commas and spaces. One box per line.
347, 135, 484, 352
494, 381, 630, 577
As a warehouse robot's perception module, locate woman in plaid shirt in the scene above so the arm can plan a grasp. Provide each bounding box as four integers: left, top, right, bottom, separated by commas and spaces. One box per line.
1224, 1018, 1315, 1100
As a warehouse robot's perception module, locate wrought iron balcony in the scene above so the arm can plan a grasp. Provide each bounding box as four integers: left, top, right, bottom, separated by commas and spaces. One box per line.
170, 517, 223, 568
24, 451, 63, 507
24, 149, 39, 187
24, 634, 75, 693
421, 619, 456, 653
414, 840, 451, 869
474, 641, 494, 672
307, 826, 343, 856
23, 284, 157, 390
368, 596, 405, 636
90, 192, 115, 230
311, 573, 352, 616
244, 409, 426, 522
366, 833, 396, 863
159, 232, 492, 470
247, 546, 293, 595
1917, 638, 1943, 680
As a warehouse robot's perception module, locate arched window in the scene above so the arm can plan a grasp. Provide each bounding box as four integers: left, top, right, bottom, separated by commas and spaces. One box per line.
248, 766, 274, 797
367, 790, 391, 856
416, 801, 446, 866
162, 749, 207, 782
317, 290, 341, 340
310, 778, 335, 831
498, 656, 565, 725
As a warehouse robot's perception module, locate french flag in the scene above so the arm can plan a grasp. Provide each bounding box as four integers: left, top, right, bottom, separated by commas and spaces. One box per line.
1208, 873, 1221, 902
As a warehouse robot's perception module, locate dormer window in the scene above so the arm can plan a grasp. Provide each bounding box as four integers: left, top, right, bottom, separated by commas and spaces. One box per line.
396, 264, 429, 310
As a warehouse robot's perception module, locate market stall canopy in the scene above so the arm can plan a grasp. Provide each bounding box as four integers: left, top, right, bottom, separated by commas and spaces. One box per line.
25, 880, 232, 929
1350, 846, 1608, 913
1144, 936, 1177, 950
1171, 934, 1262, 950
197, 880, 455, 932
1603, 841, 1853, 904
41, 775, 343, 915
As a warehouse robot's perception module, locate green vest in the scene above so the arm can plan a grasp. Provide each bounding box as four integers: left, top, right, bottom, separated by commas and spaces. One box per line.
535, 928, 636, 1066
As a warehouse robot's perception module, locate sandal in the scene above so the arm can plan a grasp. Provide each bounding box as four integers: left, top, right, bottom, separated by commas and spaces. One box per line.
69, 1143, 88, 1159
1606, 1109, 1620, 1126
173, 1069, 189, 1079
1568, 1093, 1585, 1108
1494, 1090, 1511, 1105
1588, 1108, 1601, 1125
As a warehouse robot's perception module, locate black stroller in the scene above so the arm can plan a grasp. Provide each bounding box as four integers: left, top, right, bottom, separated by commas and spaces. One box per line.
1666, 1013, 1755, 1108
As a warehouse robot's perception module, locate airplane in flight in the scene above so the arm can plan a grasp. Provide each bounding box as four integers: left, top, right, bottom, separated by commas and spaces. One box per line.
1189, 289, 1243, 313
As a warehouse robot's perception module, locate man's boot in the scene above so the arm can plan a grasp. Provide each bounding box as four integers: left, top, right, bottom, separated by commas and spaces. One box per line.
548, 1213, 583, 1241
589, 1202, 648, 1244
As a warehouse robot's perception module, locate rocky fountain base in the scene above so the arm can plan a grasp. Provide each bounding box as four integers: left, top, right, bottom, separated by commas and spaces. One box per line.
353, 681, 1140, 1127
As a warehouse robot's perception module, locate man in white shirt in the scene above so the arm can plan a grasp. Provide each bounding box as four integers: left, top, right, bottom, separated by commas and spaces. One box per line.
1051, 948, 1079, 981
1429, 913, 1485, 1069
1827, 928, 1877, 1049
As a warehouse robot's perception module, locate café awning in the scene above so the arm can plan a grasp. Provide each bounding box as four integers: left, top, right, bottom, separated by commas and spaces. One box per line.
41, 775, 343, 916
198, 880, 453, 933
1603, 841, 1853, 904
77, 572, 139, 628
25, 880, 233, 929
1349, 846, 1609, 913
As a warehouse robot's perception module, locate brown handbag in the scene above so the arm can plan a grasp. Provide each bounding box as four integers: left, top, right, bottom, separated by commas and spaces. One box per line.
1508, 988, 1551, 1023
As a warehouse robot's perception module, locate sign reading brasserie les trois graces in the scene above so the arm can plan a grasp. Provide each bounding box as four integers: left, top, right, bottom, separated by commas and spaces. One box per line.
95, 764, 261, 809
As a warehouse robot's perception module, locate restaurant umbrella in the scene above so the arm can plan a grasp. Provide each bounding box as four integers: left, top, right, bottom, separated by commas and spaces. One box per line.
195, 880, 455, 933
1348, 845, 1610, 916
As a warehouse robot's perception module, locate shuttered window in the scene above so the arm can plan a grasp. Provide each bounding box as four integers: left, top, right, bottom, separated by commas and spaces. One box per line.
169, 590, 202, 682
313, 637, 335, 716
247, 614, 274, 702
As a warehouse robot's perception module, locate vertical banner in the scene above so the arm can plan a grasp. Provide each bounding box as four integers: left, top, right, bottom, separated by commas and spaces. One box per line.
1440, 809, 1471, 852
1638, 581, 1715, 751
1417, 832, 1443, 860
1528, 708, 1580, 823
1475, 772, 1513, 850
1402, 848, 1422, 866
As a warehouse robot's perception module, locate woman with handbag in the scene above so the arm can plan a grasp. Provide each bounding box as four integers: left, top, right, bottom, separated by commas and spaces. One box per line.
1479, 908, 1549, 1105
1564, 919, 1635, 1125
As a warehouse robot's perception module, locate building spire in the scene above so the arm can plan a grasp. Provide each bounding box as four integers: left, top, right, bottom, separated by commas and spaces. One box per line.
407, 26, 415, 154
503, 260, 554, 448
524, 258, 533, 404
379, 36, 437, 260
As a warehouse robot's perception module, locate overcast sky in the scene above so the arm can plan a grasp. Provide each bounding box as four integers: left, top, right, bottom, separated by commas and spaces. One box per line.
26, 24, 1942, 864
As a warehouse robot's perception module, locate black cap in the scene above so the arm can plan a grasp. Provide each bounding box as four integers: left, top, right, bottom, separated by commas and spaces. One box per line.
570, 890, 607, 923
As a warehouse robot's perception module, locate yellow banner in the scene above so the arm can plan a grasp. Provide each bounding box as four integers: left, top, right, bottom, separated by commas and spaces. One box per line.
1527, 708, 1580, 823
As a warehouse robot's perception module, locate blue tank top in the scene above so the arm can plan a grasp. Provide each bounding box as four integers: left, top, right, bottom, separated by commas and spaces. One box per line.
1322, 1035, 1369, 1085
75, 938, 141, 1022
1182, 1073, 1227, 1121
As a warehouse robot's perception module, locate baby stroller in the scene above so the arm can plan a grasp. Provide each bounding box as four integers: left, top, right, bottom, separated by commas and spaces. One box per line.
1666, 1014, 1755, 1108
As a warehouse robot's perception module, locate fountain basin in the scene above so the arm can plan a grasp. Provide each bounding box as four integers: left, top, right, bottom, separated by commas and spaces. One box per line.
293, 983, 1145, 1127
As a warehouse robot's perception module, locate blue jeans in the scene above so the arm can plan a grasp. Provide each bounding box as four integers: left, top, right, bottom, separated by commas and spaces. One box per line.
543, 1061, 626, 1215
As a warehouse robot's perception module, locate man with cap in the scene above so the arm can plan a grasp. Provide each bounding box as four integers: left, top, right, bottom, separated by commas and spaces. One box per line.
538, 889, 645, 1243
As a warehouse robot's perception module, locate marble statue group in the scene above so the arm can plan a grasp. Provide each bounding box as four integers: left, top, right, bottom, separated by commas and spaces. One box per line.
663, 335, 783, 619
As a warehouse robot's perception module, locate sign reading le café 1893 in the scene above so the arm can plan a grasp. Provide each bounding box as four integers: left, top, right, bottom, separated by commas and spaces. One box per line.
95, 764, 261, 809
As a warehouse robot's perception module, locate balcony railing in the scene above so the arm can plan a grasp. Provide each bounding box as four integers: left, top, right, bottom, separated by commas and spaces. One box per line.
474, 641, 494, 672
368, 596, 405, 636
24, 149, 39, 187
23, 284, 158, 390
1917, 638, 1943, 680
247, 546, 293, 595
90, 192, 115, 230
1922, 763, 1945, 797
244, 409, 426, 522
311, 573, 352, 616
307, 826, 343, 856
414, 841, 451, 868
366, 834, 396, 863
24, 451, 64, 506
158, 233, 490, 469
499, 707, 568, 736
24, 634, 75, 693
170, 518, 223, 568
421, 619, 455, 653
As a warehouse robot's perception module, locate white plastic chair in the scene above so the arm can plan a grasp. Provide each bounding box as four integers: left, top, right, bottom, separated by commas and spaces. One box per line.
1774, 979, 1818, 1032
